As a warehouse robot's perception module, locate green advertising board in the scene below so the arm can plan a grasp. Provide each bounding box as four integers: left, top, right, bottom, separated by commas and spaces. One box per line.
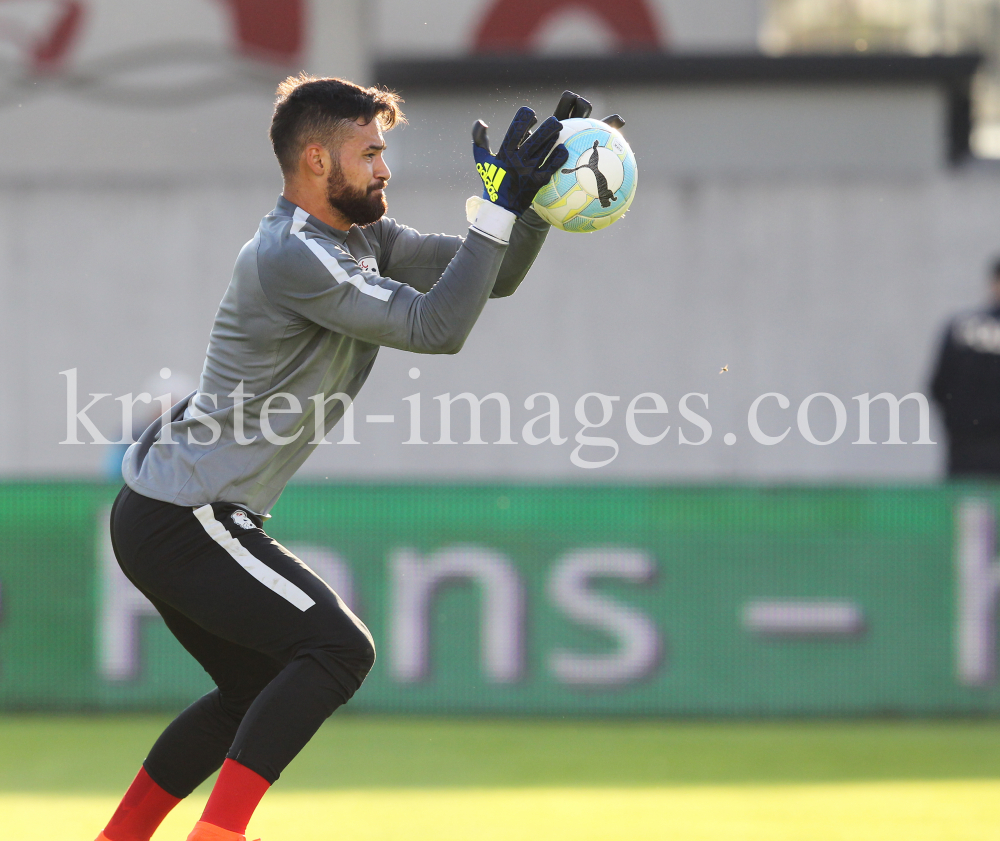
2, 482, 1000, 715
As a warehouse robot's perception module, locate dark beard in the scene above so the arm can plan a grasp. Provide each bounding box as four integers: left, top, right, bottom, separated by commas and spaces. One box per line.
326, 165, 387, 227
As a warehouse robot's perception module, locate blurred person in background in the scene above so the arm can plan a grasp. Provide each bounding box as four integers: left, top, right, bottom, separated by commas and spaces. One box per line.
930, 257, 1000, 479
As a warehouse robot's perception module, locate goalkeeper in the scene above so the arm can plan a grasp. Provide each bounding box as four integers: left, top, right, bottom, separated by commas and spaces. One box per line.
95, 76, 594, 841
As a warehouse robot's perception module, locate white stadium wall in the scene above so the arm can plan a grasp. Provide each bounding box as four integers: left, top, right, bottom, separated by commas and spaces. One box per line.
0, 0, 994, 481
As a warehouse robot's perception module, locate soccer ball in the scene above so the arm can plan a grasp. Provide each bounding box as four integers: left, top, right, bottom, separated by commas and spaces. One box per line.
532, 117, 638, 233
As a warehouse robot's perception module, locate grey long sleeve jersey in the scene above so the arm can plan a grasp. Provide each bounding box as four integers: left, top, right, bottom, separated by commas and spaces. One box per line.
122, 195, 549, 515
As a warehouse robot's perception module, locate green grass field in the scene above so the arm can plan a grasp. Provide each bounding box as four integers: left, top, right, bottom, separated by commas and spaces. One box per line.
3, 715, 1000, 840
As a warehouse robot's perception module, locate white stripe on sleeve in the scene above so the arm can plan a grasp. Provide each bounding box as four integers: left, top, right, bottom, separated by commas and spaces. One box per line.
290, 207, 392, 302
193, 504, 316, 612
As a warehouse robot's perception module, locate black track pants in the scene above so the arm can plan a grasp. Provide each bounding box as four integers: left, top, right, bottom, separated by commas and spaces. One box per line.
109, 485, 375, 797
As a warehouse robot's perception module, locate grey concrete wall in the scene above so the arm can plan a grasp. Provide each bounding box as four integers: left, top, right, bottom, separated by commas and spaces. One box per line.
0, 81, 995, 480
391, 85, 947, 181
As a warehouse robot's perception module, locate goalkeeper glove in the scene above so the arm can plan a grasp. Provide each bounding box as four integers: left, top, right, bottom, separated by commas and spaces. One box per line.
472, 107, 568, 217
553, 89, 626, 129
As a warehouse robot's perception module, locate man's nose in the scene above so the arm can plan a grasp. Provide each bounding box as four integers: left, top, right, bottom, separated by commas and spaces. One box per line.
375, 156, 391, 183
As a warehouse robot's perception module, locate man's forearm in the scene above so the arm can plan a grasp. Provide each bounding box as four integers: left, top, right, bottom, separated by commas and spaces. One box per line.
407, 226, 508, 354
491, 208, 550, 298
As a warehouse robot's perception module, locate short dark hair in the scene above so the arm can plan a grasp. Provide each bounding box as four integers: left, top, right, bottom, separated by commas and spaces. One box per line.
270, 74, 405, 176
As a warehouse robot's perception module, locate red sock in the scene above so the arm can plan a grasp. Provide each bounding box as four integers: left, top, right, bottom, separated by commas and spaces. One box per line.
200, 759, 271, 834
102, 766, 182, 841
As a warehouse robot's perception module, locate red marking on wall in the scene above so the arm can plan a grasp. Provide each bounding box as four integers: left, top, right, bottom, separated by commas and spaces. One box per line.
32, 1, 82, 69
473, 0, 665, 53
0, 0, 85, 72
215, 0, 303, 64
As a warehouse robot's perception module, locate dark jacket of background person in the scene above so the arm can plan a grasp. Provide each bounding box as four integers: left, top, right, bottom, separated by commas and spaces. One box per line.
931, 297, 1000, 478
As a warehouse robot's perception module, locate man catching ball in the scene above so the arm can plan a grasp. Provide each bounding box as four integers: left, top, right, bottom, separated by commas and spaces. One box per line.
94, 76, 597, 841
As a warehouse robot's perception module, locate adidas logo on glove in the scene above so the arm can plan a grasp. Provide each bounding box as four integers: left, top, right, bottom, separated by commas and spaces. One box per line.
476, 162, 506, 201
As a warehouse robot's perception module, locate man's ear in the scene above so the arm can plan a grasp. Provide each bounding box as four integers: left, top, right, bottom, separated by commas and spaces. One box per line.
302, 143, 329, 178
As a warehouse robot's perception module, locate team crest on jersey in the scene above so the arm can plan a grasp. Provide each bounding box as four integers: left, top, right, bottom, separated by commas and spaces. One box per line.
358, 256, 379, 274
231, 510, 255, 530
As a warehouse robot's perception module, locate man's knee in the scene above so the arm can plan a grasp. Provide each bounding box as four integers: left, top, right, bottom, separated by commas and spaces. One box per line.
338, 619, 376, 680
310, 606, 376, 685
356, 630, 376, 677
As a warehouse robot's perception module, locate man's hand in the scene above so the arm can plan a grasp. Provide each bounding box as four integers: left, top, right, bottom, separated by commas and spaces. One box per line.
554, 90, 591, 120
472, 107, 568, 217
554, 89, 626, 129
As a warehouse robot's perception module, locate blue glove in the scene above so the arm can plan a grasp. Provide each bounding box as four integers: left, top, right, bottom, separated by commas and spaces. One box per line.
472, 107, 569, 216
